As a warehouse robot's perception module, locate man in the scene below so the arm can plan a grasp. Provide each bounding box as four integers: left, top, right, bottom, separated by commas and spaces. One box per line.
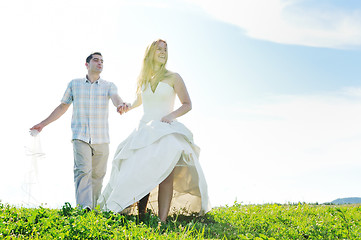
30, 52, 127, 210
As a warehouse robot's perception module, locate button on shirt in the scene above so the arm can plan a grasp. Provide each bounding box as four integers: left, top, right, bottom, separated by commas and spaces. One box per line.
61, 78, 118, 144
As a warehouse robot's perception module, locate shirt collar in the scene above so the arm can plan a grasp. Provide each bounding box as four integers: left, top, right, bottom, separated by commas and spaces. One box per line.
85, 76, 101, 84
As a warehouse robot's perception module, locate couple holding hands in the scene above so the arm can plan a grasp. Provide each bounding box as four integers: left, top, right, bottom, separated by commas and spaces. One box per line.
30, 39, 210, 223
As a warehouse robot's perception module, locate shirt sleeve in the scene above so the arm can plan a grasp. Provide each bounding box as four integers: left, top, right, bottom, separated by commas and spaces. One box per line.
61, 81, 73, 104
109, 82, 118, 97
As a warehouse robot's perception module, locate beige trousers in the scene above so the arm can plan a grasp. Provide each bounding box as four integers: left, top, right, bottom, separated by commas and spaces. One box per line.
72, 140, 109, 209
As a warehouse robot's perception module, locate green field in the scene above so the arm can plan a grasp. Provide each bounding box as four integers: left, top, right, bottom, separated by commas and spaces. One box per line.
1, 201, 360, 239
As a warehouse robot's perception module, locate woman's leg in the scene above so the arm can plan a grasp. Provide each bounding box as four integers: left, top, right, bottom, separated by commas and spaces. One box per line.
138, 193, 150, 218
158, 169, 175, 222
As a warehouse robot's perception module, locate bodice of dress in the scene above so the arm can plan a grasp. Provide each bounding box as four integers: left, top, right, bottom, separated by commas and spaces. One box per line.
140, 82, 176, 124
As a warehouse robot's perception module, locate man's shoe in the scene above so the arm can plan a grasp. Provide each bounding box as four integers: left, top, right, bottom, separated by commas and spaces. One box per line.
83, 206, 91, 213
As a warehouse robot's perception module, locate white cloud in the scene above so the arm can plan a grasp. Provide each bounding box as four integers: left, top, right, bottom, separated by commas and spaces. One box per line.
195, 88, 361, 205
186, 0, 361, 48
341, 86, 361, 98
234, 91, 361, 166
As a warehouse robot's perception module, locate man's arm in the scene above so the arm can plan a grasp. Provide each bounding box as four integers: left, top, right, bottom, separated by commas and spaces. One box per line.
110, 94, 131, 115
110, 94, 125, 108
30, 103, 71, 132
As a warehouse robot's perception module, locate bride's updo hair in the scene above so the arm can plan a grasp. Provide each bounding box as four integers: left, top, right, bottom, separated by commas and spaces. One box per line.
136, 39, 168, 94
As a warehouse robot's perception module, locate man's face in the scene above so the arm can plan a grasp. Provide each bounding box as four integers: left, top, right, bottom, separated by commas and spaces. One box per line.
86, 54, 103, 73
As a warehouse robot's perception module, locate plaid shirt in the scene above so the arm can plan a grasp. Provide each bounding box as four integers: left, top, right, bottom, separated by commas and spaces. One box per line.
61, 77, 118, 144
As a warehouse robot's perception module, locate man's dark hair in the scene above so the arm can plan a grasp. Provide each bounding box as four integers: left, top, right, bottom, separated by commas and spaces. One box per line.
86, 52, 102, 63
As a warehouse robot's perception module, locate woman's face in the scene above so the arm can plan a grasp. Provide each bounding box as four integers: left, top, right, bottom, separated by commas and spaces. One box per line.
153, 41, 167, 65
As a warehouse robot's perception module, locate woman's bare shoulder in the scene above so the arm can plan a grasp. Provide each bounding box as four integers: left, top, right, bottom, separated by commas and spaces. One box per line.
165, 70, 182, 81
163, 70, 182, 86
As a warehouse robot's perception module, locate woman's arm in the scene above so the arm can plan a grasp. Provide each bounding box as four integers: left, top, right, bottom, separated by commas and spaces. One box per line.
118, 93, 142, 114
129, 93, 142, 110
161, 73, 192, 123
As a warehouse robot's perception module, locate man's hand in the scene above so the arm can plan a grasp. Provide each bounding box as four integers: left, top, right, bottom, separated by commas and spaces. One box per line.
30, 123, 45, 133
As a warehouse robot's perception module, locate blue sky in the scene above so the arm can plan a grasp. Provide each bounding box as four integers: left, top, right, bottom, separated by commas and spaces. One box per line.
0, 0, 361, 208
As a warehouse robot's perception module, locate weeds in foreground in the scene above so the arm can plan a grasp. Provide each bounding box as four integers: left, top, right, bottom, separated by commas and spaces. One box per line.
0, 201, 360, 239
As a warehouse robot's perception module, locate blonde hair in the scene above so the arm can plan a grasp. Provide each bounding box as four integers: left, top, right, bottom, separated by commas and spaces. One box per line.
136, 39, 168, 94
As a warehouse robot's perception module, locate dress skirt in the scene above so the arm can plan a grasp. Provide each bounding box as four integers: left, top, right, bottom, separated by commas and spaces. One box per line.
97, 120, 210, 215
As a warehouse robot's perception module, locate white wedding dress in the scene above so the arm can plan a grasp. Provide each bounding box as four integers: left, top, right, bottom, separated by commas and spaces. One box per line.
98, 82, 210, 215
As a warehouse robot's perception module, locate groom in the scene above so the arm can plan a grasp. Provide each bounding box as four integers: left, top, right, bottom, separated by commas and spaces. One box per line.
30, 52, 127, 210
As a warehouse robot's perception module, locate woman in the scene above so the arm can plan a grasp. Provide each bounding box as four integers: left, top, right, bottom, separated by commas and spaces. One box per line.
98, 39, 210, 222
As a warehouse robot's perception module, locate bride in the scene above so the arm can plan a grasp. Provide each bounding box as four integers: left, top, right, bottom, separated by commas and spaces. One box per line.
97, 39, 210, 222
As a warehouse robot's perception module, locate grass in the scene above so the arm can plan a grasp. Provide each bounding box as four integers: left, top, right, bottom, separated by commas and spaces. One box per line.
1, 201, 360, 239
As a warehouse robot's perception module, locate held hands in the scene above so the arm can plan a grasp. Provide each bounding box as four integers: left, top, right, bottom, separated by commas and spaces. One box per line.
117, 103, 131, 115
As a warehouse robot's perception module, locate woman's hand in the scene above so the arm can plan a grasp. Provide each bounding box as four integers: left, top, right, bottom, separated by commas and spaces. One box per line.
161, 114, 174, 124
